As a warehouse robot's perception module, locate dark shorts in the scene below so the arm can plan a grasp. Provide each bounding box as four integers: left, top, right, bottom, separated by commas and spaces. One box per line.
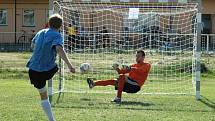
115, 78, 141, 93
28, 66, 58, 89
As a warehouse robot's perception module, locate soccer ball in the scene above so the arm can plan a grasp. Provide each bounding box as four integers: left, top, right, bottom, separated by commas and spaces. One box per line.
80, 63, 91, 73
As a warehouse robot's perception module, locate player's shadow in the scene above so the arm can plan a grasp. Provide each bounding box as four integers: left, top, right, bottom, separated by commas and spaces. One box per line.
120, 101, 153, 106
199, 95, 215, 110
53, 97, 153, 110
80, 97, 91, 101
79, 98, 153, 107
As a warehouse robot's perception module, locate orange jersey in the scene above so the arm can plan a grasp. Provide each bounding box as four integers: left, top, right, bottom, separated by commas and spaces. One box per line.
117, 62, 151, 87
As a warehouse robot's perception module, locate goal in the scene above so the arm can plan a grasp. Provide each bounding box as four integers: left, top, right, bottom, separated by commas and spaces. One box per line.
50, 1, 200, 101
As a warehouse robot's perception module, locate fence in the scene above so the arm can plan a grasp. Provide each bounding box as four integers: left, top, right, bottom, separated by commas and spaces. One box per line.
0, 32, 215, 52
0, 31, 34, 52
201, 34, 215, 53
200, 34, 215, 72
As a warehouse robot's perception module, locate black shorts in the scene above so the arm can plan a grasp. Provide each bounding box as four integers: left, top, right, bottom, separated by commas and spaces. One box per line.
115, 79, 140, 93
28, 66, 58, 89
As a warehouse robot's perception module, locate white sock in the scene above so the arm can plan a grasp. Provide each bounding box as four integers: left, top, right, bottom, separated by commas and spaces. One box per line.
41, 99, 55, 121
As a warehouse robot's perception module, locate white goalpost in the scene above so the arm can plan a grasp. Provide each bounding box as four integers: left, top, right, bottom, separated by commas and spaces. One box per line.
50, 1, 201, 101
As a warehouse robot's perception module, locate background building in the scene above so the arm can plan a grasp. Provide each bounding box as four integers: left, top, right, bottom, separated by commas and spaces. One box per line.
0, 0, 48, 44
0, 0, 214, 47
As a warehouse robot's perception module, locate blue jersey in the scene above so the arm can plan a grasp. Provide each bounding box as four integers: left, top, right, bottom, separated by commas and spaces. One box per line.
26, 28, 63, 72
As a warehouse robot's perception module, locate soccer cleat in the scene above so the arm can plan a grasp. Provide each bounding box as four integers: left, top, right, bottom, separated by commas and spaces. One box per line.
87, 77, 94, 89
111, 97, 121, 104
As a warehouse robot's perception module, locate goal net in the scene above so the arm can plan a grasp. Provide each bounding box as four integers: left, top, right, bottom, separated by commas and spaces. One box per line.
51, 1, 199, 97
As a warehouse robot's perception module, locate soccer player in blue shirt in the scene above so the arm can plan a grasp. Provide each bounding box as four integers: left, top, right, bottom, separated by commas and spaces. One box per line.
26, 14, 75, 121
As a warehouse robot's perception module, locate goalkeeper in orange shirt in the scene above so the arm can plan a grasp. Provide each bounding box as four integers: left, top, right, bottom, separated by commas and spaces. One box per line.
87, 49, 151, 103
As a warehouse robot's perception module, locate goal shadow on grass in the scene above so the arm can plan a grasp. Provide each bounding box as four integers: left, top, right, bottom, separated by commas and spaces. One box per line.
199, 95, 215, 110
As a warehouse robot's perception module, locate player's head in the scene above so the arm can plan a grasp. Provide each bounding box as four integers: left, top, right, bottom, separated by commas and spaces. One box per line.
48, 14, 63, 30
136, 49, 145, 63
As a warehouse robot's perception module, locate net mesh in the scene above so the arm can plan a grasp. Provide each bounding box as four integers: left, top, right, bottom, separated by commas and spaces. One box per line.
52, 2, 198, 95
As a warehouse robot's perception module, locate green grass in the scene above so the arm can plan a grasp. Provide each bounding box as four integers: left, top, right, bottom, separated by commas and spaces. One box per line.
0, 52, 215, 121
0, 78, 214, 121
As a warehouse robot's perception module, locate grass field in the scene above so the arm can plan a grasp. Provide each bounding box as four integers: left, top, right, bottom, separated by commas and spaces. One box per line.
0, 52, 215, 121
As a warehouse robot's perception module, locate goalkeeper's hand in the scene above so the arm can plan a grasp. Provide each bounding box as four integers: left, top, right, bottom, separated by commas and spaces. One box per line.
122, 64, 131, 70
112, 63, 119, 70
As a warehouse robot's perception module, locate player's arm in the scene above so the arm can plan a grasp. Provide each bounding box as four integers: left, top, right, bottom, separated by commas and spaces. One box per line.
117, 69, 130, 74
112, 63, 130, 74
31, 32, 38, 49
31, 43, 35, 49
56, 45, 75, 73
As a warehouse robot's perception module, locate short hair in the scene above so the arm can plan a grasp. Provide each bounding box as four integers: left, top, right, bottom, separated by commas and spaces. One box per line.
48, 14, 63, 29
137, 49, 145, 57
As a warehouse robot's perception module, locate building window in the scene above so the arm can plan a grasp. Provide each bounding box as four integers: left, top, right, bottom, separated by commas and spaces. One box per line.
23, 9, 35, 27
202, 14, 212, 34
0, 9, 7, 25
